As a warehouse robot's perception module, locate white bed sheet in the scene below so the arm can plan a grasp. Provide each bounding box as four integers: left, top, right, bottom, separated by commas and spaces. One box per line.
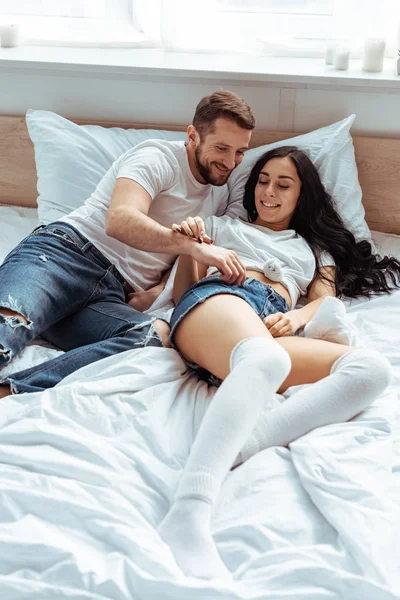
1, 205, 400, 599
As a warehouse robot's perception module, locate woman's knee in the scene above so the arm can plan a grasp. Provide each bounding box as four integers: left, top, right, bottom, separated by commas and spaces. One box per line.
230, 337, 292, 380
333, 347, 392, 398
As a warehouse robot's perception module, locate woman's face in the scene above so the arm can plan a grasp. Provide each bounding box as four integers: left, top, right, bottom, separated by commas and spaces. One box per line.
254, 156, 302, 230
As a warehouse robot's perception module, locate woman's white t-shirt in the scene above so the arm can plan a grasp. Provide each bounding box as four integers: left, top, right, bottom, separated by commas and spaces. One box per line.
205, 216, 335, 307
61, 140, 229, 291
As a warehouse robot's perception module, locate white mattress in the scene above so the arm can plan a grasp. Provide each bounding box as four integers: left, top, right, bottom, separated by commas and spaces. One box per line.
1, 204, 400, 599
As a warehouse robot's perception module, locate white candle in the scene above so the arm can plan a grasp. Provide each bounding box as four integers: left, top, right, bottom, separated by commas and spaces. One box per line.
0, 24, 20, 48
334, 47, 350, 70
362, 38, 386, 72
325, 42, 336, 65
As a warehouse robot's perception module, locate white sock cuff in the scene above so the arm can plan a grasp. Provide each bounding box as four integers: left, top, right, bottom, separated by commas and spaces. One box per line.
331, 348, 392, 392
174, 471, 220, 504
230, 337, 291, 374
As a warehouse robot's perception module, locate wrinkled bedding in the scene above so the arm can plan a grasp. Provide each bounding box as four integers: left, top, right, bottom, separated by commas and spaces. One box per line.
0, 205, 400, 599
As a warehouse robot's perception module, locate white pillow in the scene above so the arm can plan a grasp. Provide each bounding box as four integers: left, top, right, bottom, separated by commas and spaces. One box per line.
371, 230, 400, 260
26, 109, 187, 225
226, 115, 371, 242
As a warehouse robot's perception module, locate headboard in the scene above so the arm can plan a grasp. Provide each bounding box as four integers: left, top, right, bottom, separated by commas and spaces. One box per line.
1, 115, 399, 235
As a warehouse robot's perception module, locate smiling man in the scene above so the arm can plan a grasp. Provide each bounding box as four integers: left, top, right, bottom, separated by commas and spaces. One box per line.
0, 90, 255, 397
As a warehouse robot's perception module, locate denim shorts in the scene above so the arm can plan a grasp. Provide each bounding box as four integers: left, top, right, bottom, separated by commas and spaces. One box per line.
169, 275, 289, 386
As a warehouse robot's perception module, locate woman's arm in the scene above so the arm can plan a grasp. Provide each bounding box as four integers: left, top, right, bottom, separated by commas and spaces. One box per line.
293, 266, 336, 328
264, 266, 336, 337
173, 255, 208, 305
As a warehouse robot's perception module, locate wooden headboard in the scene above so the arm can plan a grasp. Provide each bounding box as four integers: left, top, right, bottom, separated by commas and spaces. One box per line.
1, 115, 399, 235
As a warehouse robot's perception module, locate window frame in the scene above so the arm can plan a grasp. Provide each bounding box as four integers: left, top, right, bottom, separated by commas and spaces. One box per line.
0, 0, 142, 45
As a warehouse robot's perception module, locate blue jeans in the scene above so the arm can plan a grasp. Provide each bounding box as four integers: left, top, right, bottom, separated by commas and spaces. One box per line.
0, 222, 163, 394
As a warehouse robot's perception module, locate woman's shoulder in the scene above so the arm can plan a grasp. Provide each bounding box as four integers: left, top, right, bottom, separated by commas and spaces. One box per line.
206, 215, 243, 228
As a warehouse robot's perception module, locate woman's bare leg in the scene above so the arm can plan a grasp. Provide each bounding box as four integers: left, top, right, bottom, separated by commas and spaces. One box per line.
174, 294, 350, 391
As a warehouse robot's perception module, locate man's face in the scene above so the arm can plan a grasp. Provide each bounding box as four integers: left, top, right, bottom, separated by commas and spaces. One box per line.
193, 118, 252, 186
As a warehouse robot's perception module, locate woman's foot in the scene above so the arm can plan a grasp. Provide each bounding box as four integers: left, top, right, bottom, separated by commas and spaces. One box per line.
303, 297, 361, 346
158, 497, 231, 580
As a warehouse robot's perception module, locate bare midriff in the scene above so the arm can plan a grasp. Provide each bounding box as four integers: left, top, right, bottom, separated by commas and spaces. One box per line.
207, 269, 292, 309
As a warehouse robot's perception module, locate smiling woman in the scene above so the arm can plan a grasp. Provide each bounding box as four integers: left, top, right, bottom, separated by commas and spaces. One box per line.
253, 154, 301, 231
157, 143, 399, 579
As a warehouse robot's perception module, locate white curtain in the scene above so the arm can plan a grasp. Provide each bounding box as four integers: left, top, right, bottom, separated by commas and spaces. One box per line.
135, 0, 400, 57
0, 0, 398, 55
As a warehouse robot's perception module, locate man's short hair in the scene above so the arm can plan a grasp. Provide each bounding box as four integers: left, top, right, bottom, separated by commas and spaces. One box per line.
192, 90, 255, 139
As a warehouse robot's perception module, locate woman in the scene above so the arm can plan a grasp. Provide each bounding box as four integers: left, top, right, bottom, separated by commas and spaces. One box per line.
158, 146, 399, 580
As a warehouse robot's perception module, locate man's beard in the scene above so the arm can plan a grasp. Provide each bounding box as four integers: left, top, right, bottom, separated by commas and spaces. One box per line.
194, 146, 231, 186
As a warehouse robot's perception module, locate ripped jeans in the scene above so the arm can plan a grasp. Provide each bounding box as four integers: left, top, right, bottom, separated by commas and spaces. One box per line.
0, 222, 163, 394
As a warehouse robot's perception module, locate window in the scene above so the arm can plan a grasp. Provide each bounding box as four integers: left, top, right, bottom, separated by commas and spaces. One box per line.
0, 0, 397, 56
0, 0, 148, 46
218, 0, 399, 57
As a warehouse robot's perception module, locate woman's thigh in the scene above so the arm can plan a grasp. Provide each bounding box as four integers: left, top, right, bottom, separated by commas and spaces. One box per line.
275, 336, 351, 393
174, 294, 351, 393
174, 294, 273, 379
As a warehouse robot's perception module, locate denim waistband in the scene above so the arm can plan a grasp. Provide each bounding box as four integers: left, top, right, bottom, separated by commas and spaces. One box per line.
34, 222, 92, 248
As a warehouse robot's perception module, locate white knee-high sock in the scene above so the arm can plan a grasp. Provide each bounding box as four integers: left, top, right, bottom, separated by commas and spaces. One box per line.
234, 348, 392, 467
158, 337, 291, 579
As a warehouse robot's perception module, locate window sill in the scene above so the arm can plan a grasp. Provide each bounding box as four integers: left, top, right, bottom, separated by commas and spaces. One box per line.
0, 45, 399, 92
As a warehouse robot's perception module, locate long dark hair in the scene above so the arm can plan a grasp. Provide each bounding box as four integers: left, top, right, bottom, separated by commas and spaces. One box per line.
243, 146, 400, 298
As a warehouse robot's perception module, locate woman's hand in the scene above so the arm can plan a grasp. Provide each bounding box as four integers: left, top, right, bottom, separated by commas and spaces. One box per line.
172, 216, 246, 286
264, 311, 302, 337
172, 216, 213, 244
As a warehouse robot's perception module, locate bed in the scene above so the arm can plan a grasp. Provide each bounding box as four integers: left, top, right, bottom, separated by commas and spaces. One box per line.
0, 115, 400, 600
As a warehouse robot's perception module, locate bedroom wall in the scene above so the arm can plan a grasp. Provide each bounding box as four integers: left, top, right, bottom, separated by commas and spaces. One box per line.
0, 68, 399, 136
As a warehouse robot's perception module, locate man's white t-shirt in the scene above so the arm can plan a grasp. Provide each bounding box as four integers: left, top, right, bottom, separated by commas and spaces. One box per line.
205, 216, 335, 307
61, 140, 228, 291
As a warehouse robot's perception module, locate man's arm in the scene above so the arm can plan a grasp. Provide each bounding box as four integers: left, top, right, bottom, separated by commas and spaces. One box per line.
106, 178, 246, 284
106, 178, 195, 254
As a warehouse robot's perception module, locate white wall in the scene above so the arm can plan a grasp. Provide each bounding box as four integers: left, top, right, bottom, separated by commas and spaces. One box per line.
1, 68, 399, 136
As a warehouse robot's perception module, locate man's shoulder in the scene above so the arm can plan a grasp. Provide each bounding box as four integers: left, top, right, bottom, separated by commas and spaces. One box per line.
119, 139, 185, 163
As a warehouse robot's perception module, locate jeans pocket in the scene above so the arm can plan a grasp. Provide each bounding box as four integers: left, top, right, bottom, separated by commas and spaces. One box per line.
33, 225, 81, 249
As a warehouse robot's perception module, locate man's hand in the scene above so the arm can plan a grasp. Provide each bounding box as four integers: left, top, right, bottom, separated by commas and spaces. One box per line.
264, 311, 302, 337
172, 216, 246, 285
127, 288, 159, 312
126, 269, 171, 312
190, 243, 246, 285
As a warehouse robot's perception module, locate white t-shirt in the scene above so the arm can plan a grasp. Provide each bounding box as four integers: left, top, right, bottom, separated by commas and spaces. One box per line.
61, 140, 228, 291
205, 216, 335, 307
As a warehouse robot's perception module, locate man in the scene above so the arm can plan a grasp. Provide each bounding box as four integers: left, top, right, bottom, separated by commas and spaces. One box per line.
0, 90, 255, 396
